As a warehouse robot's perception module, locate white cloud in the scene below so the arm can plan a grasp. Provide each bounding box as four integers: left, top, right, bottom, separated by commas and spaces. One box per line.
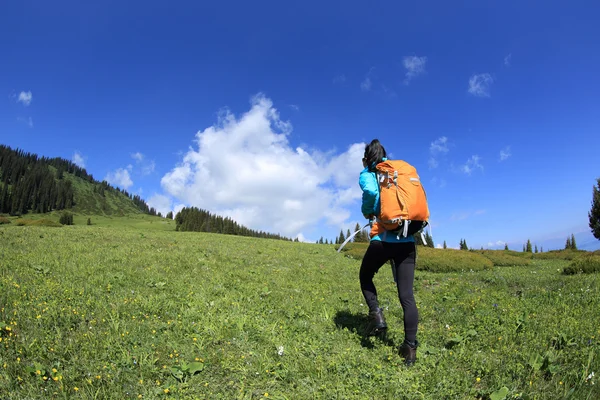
461, 155, 483, 175
504, 54, 512, 67
450, 212, 470, 221
17, 116, 33, 128
403, 56, 427, 84
380, 84, 397, 98
468, 73, 493, 97
289, 104, 300, 111
295, 233, 311, 243
360, 77, 372, 92
72, 151, 85, 168
360, 68, 375, 92
435, 244, 443, 249
333, 74, 346, 84
499, 146, 511, 161
430, 136, 449, 154
105, 168, 133, 189
147, 194, 173, 216
160, 94, 364, 238
428, 136, 449, 169
142, 160, 155, 175
451, 209, 485, 221
131, 152, 155, 175
17, 91, 32, 106
487, 240, 506, 248
431, 177, 447, 188
428, 158, 438, 169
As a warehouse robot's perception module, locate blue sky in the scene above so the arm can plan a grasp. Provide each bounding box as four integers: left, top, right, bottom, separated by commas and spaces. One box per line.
2, 0, 599, 250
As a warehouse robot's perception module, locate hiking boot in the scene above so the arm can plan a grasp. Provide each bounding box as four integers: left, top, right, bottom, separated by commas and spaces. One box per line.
399, 340, 418, 366
365, 308, 387, 336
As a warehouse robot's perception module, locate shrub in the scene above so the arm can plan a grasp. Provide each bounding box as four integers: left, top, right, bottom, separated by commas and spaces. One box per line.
15, 219, 62, 227
533, 250, 586, 261
563, 253, 600, 275
417, 247, 493, 272
0, 216, 11, 225
59, 212, 74, 226
503, 250, 533, 259
338, 243, 493, 272
87, 218, 92, 226
474, 250, 531, 266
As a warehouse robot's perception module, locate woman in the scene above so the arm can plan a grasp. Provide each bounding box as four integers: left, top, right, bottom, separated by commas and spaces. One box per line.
358, 139, 419, 366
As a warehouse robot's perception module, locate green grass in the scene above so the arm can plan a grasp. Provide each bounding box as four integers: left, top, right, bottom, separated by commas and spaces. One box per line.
473, 250, 532, 267
1, 225, 599, 399
14, 218, 62, 227
340, 243, 494, 272
533, 250, 588, 261
65, 173, 143, 216
3, 212, 175, 231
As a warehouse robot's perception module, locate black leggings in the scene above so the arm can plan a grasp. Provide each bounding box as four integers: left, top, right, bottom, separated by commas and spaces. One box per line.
359, 241, 418, 342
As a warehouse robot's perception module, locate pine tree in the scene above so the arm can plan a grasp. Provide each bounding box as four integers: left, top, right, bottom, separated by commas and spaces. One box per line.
443, 240, 447, 249
541, 246, 543, 253
0, 184, 8, 213
353, 223, 362, 242
339, 229, 345, 244
346, 229, 352, 243
571, 234, 577, 250
566, 237, 572, 250
526, 239, 532, 253
589, 178, 600, 240
319, 237, 324, 244
425, 231, 434, 248
534, 244, 538, 253
504, 243, 509, 251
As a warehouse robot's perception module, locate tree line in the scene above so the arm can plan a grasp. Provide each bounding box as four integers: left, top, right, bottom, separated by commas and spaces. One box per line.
317, 223, 434, 247
0, 144, 156, 216
0, 149, 75, 215
174, 206, 293, 241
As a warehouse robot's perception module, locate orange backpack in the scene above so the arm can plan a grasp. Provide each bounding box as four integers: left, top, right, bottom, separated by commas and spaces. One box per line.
374, 160, 429, 237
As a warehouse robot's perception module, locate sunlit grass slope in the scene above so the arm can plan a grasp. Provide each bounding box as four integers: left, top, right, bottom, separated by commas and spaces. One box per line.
0, 225, 598, 399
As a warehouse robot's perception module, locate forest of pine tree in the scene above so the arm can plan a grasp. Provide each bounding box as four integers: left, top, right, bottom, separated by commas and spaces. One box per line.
174, 206, 292, 241
0, 144, 156, 216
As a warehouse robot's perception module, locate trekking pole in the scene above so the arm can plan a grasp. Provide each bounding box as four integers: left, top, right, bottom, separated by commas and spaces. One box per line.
337, 221, 371, 253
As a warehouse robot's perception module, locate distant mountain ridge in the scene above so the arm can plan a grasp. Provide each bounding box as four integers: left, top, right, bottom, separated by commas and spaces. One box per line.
0, 144, 157, 217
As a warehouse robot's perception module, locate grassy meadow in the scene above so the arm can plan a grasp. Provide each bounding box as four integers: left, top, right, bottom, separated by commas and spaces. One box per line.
1, 218, 599, 399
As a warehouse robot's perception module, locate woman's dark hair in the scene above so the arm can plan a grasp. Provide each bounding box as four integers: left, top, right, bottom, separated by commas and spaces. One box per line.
364, 139, 386, 171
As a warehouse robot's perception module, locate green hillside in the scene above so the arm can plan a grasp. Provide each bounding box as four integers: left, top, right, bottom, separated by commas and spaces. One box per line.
1, 224, 599, 399
0, 144, 157, 218
65, 172, 146, 216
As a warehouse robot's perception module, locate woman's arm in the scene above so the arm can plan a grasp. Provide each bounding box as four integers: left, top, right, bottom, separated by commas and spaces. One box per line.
359, 169, 378, 218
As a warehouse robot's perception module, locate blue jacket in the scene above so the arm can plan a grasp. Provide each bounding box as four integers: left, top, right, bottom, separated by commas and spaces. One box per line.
359, 161, 415, 243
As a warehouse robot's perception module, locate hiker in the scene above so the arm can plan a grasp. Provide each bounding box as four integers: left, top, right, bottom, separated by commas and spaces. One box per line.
359, 139, 419, 366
